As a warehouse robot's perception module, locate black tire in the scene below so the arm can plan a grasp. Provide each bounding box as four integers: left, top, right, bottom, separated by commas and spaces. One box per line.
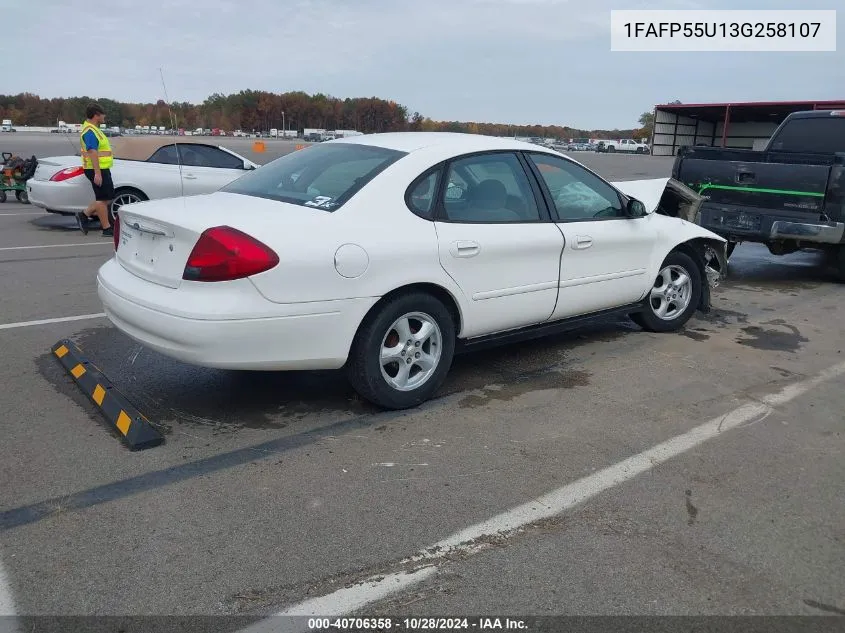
0, 190, 6, 203
109, 188, 147, 223
630, 250, 702, 333
834, 246, 845, 283
347, 292, 456, 410
607, 146, 616, 153
15, 189, 28, 204
725, 241, 737, 259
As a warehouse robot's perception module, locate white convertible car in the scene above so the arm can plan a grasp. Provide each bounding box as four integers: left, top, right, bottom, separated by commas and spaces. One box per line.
28, 137, 260, 222
97, 132, 728, 409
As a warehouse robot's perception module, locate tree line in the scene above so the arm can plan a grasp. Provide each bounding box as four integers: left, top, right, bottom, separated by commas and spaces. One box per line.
0, 90, 640, 139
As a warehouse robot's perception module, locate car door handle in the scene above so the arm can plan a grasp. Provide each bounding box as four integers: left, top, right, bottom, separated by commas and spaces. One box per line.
450, 240, 480, 257
735, 170, 755, 184
572, 235, 593, 249
183, 173, 197, 180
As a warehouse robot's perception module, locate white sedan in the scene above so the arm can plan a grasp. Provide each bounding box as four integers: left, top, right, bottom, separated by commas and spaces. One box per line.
97, 132, 728, 410
28, 137, 260, 222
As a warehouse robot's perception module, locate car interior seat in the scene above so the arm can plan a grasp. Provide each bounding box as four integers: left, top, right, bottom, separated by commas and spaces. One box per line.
452, 179, 520, 221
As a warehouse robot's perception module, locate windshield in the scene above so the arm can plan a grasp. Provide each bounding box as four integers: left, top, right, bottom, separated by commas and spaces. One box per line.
221, 142, 407, 210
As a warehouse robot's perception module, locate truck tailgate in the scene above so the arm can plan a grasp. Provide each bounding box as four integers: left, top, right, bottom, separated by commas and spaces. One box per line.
679, 156, 831, 216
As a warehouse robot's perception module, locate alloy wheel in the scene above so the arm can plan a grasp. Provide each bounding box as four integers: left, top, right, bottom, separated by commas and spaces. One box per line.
649, 264, 693, 320
379, 311, 443, 392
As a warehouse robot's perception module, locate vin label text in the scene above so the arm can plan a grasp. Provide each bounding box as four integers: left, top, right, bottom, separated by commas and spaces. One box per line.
610, 10, 836, 51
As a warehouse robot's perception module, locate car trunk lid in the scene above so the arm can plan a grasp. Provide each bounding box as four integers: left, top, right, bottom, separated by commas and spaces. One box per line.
115, 191, 330, 289
31, 156, 81, 181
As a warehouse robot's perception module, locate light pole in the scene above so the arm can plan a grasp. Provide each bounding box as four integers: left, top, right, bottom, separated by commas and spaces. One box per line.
282, 111, 285, 137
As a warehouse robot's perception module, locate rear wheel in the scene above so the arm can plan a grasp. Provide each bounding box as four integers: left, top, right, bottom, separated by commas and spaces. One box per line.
15, 189, 28, 204
109, 188, 147, 223
631, 251, 702, 332
0, 190, 6, 203
347, 292, 456, 410
834, 246, 845, 282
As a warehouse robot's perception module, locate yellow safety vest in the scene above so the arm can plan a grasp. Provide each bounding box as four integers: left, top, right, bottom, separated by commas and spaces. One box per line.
80, 121, 114, 170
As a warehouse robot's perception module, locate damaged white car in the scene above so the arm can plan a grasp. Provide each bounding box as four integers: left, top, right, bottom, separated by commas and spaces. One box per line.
97, 132, 727, 410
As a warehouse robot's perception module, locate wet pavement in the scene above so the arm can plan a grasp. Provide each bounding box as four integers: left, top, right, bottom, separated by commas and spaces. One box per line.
1, 145, 844, 621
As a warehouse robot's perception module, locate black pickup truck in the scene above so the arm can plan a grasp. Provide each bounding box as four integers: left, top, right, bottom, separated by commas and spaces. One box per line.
672, 110, 845, 277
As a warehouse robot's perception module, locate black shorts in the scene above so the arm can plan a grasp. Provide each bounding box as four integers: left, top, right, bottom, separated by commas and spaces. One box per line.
84, 168, 115, 201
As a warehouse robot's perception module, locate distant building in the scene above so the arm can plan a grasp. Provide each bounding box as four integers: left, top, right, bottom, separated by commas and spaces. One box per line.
650, 99, 845, 156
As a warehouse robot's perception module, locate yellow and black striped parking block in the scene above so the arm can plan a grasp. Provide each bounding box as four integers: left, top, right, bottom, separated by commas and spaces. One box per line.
51, 339, 164, 450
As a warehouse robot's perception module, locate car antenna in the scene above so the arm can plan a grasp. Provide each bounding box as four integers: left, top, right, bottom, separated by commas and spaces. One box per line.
159, 66, 185, 198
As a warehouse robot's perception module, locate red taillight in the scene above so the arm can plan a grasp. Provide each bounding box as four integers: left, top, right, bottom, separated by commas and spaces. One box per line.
49, 166, 84, 182
113, 213, 120, 251
182, 226, 279, 282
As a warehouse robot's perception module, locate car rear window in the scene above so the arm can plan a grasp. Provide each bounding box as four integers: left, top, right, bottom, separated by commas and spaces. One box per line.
769, 117, 845, 154
221, 142, 407, 210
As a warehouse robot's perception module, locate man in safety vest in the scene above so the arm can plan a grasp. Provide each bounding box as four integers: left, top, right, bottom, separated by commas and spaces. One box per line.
75, 103, 114, 236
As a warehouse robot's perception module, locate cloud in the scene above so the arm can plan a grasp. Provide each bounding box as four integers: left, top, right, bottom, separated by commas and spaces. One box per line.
3, 0, 843, 129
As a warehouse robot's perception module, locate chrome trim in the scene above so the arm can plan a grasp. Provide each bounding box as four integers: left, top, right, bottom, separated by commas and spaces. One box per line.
130, 221, 167, 236
769, 220, 845, 243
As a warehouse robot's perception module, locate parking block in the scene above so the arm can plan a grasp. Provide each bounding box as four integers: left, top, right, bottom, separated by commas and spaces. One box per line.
51, 338, 164, 450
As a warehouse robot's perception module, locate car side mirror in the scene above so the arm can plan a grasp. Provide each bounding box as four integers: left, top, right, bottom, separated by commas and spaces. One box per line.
626, 198, 647, 217
244, 161, 255, 170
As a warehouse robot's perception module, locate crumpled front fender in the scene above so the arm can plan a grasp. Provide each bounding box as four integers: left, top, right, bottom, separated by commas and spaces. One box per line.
613, 177, 729, 312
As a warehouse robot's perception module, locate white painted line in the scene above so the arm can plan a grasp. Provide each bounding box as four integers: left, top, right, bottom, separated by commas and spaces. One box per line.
235, 359, 845, 629
237, 567, 438, 633
0, 559, 23, 633
0, 212, 43, 216
0, 242, 112, 251
0, 560, 15, 614
0, 313, 106, 331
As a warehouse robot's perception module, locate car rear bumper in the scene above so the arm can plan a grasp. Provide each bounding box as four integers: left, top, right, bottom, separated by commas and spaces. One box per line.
97, 258, 379, 371
699, 204, 845, 245
769, 220, 845, 243
27, 178, 91, 213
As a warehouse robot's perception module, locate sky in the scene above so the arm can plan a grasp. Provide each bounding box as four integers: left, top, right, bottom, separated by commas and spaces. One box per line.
4, 0, 843, 130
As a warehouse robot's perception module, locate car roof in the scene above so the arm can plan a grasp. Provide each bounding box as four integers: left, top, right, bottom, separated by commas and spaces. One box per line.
786, 110, 845, 120
327, 132, 551, 154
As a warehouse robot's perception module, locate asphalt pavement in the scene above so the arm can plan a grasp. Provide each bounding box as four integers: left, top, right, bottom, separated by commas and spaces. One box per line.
1, 135, 844, 627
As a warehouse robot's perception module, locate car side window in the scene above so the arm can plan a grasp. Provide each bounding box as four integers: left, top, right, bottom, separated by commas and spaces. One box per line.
189, 145, 244, 169
406, 170, 441, 219
148, 145, 179, 164
527, 153, 624, 221
440, 152, 541, 223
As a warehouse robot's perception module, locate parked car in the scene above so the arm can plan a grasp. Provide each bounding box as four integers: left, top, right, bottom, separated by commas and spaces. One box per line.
598, 139, 650, 154
27, 137, 259, 222
97, 132, 727, 410
673, 109, 845, 273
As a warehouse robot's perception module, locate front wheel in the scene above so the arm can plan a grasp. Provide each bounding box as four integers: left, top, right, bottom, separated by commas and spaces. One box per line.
631, 251, 702, 332
347, 293, 456, 410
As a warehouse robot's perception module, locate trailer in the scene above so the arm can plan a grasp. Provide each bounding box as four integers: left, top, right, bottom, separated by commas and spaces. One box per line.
334, 129, 363, 138
303, 128, 326, 141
